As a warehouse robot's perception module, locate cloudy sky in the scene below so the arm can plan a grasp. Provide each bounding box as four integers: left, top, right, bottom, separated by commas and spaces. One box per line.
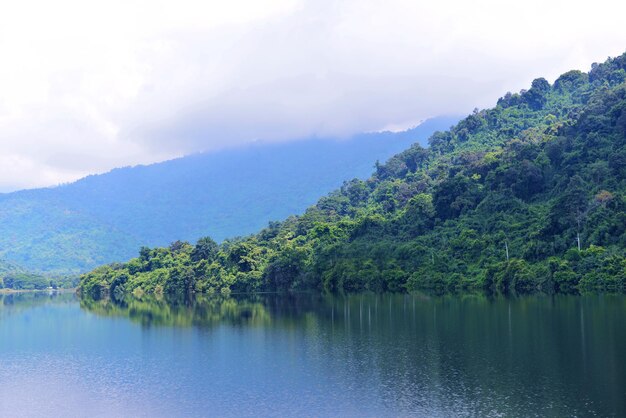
1, 0, 626, 191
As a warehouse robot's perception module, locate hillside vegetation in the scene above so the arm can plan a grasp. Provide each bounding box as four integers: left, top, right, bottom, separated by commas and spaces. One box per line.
0, 259, 76, 290
79, 53, 626, 299
0, 117, 455, 275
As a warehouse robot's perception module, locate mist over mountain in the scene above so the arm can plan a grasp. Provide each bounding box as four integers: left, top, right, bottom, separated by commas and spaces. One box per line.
0, 116, 457, 275
80, 53, 626, 298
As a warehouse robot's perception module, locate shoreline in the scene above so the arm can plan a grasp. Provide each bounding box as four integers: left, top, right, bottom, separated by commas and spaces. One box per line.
0, 288, 76, 295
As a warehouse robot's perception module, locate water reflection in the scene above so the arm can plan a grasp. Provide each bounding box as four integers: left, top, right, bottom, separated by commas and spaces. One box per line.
0, 291, 74, 319
2, 291, 625, 417
76, 291, 626, 417
80, 293, 273, 328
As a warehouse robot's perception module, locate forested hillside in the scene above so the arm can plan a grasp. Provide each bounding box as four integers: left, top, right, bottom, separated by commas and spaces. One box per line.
79, 53, 626, 299
0, 259, 75, 290
0, 117, 455, 275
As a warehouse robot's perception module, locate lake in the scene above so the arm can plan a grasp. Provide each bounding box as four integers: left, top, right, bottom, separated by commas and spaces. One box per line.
0, 292, 624, 417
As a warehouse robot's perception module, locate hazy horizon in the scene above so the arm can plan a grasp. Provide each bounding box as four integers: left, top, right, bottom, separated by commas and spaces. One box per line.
1, 0, 626, 191
0, 115, 460, 193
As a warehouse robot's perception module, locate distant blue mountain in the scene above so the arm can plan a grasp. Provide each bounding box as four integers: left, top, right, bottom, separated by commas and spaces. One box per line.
0, 116, 459, 274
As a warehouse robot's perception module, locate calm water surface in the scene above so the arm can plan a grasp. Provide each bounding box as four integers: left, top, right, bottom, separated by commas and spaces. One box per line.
0, 292, 624, 417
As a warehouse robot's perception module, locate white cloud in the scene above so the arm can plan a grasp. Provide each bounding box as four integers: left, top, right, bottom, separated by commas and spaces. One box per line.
0, 0, 625, 190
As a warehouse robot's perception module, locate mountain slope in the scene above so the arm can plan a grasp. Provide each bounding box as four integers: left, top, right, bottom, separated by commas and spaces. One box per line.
79, 52, 626, 298
0, 117, 457, 274
0, 258, 60, 290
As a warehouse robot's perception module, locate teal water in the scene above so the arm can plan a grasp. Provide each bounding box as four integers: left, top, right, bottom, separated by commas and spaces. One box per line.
0, 292, 624, 417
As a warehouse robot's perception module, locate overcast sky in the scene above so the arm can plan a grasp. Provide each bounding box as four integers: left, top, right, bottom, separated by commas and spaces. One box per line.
1, 0, 626, 191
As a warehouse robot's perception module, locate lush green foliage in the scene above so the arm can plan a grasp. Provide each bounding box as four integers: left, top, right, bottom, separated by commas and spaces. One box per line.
0, 273, 78, 290
79, 54, 626, 298
0, 118, 455, 275
0, 258, 77, 290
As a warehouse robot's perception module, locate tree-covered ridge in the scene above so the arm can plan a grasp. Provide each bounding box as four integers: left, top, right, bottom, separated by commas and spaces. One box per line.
0, 258, 70, 290
79, 53, 626, 299
0, 117, 455, 275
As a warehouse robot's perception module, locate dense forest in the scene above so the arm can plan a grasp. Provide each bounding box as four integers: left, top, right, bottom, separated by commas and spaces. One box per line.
0, 258, 78, 290
0, 117, 455, 275
79, 53, 626, 299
